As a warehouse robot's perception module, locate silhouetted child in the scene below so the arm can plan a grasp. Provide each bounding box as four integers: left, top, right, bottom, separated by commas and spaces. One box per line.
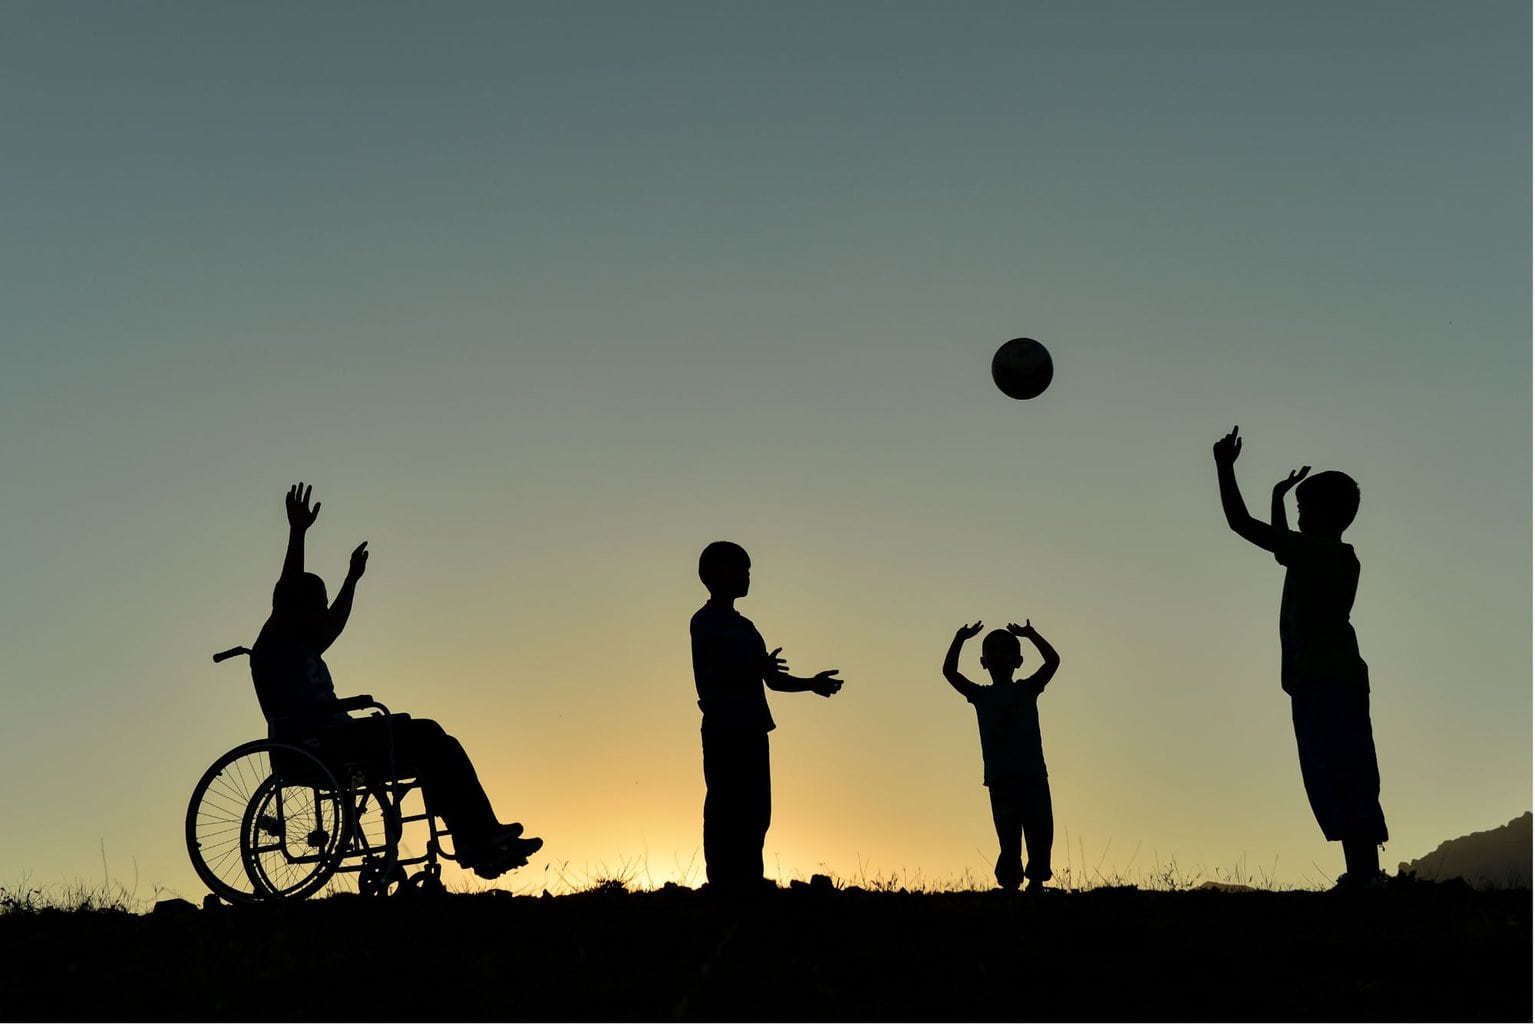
690, 541, 843, 893
943, 620, 1061, 891
248, 482, 541, 879
1212, 426, 1388, 888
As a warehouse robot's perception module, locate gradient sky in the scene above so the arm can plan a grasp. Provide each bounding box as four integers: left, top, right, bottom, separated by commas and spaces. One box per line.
1, 1, 1528, 900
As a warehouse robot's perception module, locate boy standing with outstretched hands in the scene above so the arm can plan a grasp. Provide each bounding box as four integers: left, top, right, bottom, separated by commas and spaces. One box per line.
690, 540, 843, 895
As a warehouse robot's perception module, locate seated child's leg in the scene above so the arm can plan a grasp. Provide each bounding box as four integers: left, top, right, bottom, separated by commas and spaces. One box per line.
392, 717, 498, 846
1021, 774, 1054, 882
988, 781, 1025, 890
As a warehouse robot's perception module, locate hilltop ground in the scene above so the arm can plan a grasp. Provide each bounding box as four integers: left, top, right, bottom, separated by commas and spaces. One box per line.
3, 881, 1528, 1021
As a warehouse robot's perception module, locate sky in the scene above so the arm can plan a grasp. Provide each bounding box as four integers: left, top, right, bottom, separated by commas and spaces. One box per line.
1, 0, 1528, 901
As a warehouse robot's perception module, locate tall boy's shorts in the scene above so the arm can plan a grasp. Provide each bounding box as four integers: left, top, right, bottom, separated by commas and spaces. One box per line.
1289, 682, 1388, 844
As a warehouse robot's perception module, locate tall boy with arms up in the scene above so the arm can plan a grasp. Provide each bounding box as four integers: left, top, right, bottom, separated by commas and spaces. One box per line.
1211, 427, 1388, 888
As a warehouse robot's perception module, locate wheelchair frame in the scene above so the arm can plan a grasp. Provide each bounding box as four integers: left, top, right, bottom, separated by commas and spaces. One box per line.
186, 692, 462, 903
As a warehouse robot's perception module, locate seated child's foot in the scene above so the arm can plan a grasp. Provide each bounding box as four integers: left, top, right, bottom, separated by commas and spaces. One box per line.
470, 836, 543, 880
461, 827, 541, 879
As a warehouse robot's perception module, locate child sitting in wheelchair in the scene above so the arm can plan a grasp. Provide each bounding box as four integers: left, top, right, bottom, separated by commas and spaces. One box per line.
247, 482, 541, 880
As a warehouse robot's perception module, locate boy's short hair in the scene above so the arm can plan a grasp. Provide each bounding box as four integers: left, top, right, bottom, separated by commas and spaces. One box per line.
698, 541, 749, 588
273, 572, 327, 611
981, 629, 1021, 664
1297, 471, 1360, 532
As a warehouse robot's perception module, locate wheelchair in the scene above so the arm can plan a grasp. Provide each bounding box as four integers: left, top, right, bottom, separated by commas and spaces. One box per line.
186, 646, 459, 904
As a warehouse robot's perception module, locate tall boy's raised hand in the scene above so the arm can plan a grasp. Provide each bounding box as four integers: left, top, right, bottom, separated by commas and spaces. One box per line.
954, 621, 983, 641
1007, 620, 1037, 639
1273, 466, 1311, 494
286, 482, 321, 531
1212, 426, 1243, 466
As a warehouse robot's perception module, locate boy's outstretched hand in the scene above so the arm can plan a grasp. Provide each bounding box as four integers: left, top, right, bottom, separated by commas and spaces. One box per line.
286, 482, 321, 531
1008, 620, 1037, 639
1212, 426, 1242, 466
954, 621, 983, 641
348, 541, 369, 581
1273, 466, 1311, 494
810, 669, 843, 698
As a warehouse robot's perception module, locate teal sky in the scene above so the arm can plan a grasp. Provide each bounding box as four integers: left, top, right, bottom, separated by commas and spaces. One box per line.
2, 1, 1528, 899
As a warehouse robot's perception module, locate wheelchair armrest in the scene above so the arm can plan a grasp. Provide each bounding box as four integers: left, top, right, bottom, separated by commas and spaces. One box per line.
335, 694, 390, 717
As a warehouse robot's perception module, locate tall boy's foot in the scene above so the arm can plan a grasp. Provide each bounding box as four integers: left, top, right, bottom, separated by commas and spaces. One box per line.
1024, 878, 1047, 894
1331, 870, 1387, 892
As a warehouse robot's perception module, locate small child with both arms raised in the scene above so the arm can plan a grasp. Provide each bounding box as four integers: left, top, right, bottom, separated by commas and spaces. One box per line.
943, 620, 1061, 891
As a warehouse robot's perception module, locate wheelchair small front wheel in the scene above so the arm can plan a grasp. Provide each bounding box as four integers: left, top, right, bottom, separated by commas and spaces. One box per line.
186, 740, 348, 904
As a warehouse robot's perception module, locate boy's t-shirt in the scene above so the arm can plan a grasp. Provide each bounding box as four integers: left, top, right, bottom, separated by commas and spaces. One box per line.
690, 603, 775, 733
963, 677, 1048, 784
1272, 531, 1369, 694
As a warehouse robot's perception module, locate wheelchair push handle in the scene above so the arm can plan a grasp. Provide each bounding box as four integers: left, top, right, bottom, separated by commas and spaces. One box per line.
211, 644, 388, 716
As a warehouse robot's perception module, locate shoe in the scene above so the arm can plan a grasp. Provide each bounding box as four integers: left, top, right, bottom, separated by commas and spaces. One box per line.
1331, 870, 1387, 892
470, 836, 543, 880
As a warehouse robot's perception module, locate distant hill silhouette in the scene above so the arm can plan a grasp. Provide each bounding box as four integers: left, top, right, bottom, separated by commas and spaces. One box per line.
1398, 813, 1532, 890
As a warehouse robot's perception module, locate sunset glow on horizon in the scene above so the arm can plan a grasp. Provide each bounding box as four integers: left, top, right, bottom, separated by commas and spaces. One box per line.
1, 1, 1527, 903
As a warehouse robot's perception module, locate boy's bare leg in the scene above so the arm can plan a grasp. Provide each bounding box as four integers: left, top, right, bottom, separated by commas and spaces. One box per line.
1342, 838, 1381, 882
989, 785, 1025, 890
1021, 775, 1054, 887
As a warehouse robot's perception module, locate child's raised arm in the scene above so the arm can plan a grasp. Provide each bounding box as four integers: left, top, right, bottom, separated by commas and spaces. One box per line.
1213, 426, 1279, 552
1011, 620, 1060, 691
1271, 466, 1310, 533
280, 482, 321, 586
942, 622, 983, 697
318, 541, 369, 653
1270, 466, 1309, 563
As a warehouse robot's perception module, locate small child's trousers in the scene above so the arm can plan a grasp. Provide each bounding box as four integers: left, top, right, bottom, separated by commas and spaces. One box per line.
988, 773, 1053, 888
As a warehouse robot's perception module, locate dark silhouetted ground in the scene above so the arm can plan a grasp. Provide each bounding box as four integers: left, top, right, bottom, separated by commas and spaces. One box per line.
3, 882, 1528, 1021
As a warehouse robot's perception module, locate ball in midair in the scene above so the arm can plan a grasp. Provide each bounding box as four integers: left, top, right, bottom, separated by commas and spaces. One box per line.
991, 337, 1054, 400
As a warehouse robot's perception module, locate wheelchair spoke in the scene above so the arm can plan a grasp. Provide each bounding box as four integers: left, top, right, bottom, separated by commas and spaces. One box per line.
187, 741, 349, 904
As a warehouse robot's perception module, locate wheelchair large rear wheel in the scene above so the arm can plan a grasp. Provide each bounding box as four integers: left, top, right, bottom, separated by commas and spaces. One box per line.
187, 740, 349, 903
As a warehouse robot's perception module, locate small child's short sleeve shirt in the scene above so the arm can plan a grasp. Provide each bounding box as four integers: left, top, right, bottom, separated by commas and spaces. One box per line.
966, 679, 1047, 784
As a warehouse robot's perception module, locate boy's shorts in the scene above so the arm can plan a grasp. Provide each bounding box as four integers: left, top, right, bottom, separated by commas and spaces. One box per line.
1290, 683, 1388, 844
